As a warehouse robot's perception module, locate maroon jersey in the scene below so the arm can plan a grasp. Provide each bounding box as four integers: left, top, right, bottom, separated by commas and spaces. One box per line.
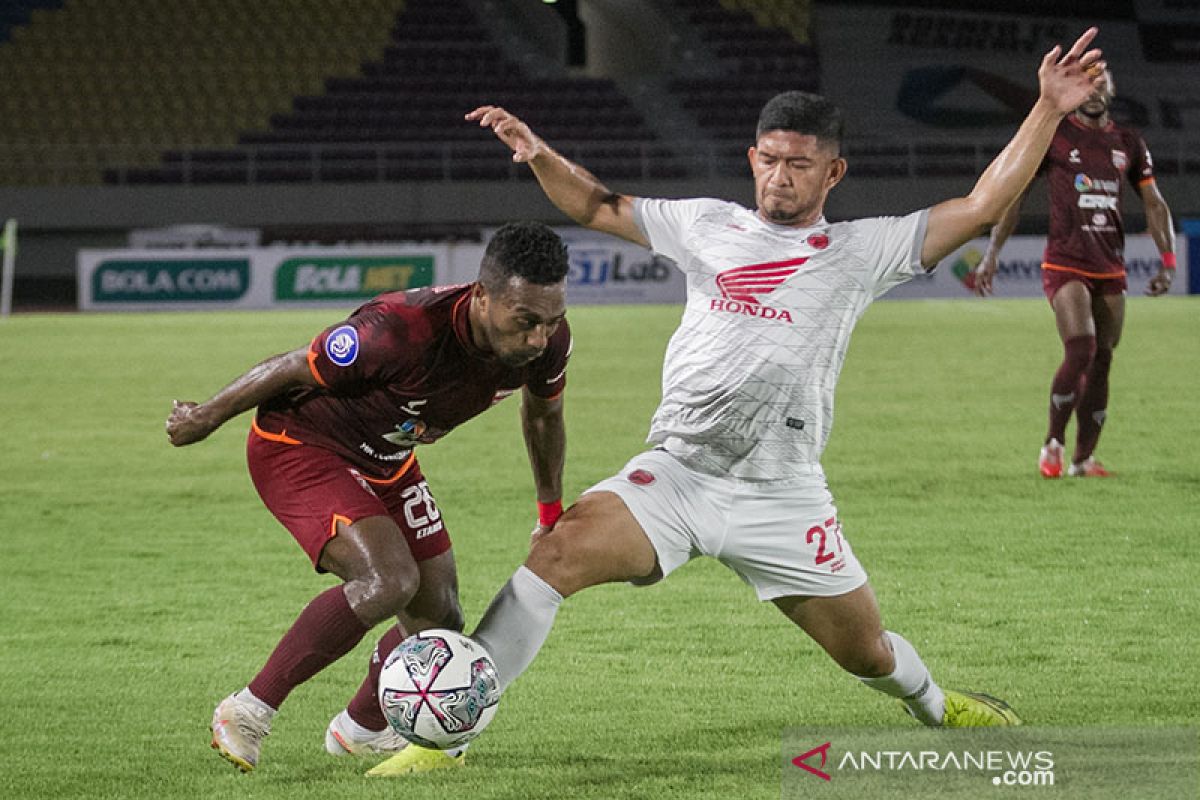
254, 284, 571, 480
1040, 115, 1155, 278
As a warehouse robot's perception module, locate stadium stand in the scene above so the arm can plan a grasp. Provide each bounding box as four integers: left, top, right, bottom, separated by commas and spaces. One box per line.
664, 0, 819, 174
0, 0, 404, 185
110, 0, 670, 184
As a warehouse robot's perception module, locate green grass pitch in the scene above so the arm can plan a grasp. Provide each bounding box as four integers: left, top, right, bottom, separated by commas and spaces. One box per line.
1, 298, 1196, 799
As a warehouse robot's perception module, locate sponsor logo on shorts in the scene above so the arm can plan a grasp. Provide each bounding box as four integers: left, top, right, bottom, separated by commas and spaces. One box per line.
325, 325, 359, 366
627, 469, 656, 486
414, 520, 445, 539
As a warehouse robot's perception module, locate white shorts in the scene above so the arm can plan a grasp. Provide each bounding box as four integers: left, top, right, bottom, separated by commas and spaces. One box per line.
585, 449, 868, 601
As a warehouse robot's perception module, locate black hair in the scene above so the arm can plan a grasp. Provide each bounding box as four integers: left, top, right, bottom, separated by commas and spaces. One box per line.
479, 221, 569, 292
756, 91, 844, 151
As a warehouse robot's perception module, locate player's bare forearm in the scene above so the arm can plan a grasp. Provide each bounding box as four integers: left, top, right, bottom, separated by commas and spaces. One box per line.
1142, 189, 1177, 256
521, 391, 565, 504
528, 150, 647, 246
924, 101, 1062, 266
923, 28, 1103, 266
165, 348, 315, 446
466, 104, 647, 246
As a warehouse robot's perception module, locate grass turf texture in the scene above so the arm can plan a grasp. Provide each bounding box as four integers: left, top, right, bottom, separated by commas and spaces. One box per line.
0, 299, 1196, 799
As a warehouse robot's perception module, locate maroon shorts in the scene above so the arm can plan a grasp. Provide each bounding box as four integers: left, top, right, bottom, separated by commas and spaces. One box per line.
246, 430, 451, 571
1042, 267, 1127, 304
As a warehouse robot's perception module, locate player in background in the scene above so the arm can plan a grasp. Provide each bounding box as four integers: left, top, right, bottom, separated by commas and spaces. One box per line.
974, 67, 1176, 478
165, 222, 572, 773
362, 29, 1108, 777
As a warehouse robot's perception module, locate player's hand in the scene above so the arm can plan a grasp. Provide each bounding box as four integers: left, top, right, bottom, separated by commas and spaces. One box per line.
1037, 27, 1106, 116
466, 106, 546, 163
165, 400, 217, 446
1145, 268, 1174, 297
973, 255, 999, 297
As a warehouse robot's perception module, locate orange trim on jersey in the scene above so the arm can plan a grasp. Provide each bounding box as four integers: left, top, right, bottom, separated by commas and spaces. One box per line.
1042, 262, 1126, 280
330, 513, 352, 540
251, 418, 303, 445
306, 347, 329, 387
1137, 176, 1156, 187
360, 451, 417, 485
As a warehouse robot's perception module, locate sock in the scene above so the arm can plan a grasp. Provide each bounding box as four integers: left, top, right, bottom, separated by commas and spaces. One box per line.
1074, 346, 1112, 463
1047, 334, 1096, 444
857, 632, 946, 726
247, 585, 371, 710
471, 565, 563, 691
346, 624, 407, 731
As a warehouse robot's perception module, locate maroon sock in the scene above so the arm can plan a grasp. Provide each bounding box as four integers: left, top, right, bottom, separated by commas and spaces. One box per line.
247, 585, 370, 710
1074, 346, 1113, 462
1047, 335, 1096, 444
345, 624, 407, 731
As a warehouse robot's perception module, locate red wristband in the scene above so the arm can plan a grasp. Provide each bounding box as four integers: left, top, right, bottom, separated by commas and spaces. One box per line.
1162, 252, 1177, 270
537, 499, 563, 527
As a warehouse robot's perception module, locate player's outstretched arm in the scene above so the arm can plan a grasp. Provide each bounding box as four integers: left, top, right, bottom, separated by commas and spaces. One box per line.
165, 347, 316, 446
922, 27, 1105, 268
466, 105, 649, 248
1140, 180, 1177, 296
520, 387, 566, 546
973, 187, 1028, 297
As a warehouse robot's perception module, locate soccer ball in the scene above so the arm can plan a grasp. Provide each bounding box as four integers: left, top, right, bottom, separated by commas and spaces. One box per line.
377, 629, 501, 750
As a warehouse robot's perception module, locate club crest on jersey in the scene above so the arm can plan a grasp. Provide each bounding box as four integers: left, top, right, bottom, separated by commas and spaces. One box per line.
325, 325, 359, 366
627, 469, 656, 486
1111, 149, 1127, 170
806, 233, 829, 250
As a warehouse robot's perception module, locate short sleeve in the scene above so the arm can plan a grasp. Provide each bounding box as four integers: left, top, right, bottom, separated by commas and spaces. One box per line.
1128, 132, 1155, 189
307, 304, 403, 390
524, 320, 573, 399
848, 210, 930, 299
633, 197, 723, 265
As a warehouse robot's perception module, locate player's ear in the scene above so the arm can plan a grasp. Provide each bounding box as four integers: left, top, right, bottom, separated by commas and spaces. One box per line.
825, 156, 847, 190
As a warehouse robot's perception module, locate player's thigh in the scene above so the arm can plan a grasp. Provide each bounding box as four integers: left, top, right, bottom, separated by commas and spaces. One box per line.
774, 583, 892, 677
1091, 288, 1126, 349
320, 514, 419, 591
247, 433, 410, 580
399, 549, 464, 632
527, 491, 659, 597
1050, 279, 1096, 341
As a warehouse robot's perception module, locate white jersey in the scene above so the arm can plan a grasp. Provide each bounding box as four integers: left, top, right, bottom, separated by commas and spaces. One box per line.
633, 197, 930, 481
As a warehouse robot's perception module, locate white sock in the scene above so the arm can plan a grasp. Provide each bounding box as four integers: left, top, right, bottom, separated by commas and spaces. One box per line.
334, 709, 380, 739
857, 632, 946, 726
471, 565, 563, 691
235, 687, 277, 717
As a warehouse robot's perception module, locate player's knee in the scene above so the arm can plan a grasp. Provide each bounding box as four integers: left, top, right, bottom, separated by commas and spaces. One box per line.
526, 524, 590, 598
350, 560, 421, 625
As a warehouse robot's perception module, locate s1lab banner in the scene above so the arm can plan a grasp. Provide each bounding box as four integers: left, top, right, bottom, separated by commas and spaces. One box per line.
557, 229, 685, 305
884, 234, 1187, 300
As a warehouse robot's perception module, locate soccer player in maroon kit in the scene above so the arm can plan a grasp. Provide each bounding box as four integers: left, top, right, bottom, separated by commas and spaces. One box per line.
165, 222, 572, 772
975, 67, 1177, 478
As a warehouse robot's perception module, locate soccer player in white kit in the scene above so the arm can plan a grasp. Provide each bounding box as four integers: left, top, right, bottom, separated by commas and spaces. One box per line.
366, 28, 1109, 776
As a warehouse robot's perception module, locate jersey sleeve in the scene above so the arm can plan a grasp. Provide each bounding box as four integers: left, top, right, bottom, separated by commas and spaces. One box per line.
633, 197, 723, 267
307, 303, 406, 390
849, 210, 931, 299
525, 319, 573, 399
1127, 131, 1155, 189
